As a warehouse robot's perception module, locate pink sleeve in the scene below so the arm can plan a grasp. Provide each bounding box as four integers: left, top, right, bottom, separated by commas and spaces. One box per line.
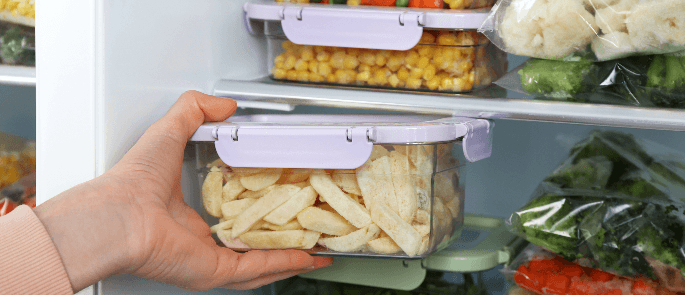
0, 205, 73, 295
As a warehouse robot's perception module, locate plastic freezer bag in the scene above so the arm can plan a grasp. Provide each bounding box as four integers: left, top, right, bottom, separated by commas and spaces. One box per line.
0, 132, 36, 216
508, 130, 685, 292
503, 244, 674, 295
478, 0, 685, 61
494, 54, 685, 109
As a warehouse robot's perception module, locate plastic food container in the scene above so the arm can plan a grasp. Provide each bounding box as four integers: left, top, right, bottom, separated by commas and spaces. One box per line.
244, 2, 508, 93
189, 115, 493, 258
274, 0, 496, 10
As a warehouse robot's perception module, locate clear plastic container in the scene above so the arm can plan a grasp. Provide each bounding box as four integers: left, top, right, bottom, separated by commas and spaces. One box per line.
274, 0, 496, 10
266, 21, 507, 93
189, 115, 493, 258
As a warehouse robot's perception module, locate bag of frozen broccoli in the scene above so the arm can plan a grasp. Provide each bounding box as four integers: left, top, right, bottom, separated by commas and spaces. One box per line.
478, 0, 685, 61
494, 54, 685, 109
508, 130, 685, 292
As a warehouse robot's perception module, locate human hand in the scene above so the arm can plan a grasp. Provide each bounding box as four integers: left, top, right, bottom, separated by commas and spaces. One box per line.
34, 91, 333, 292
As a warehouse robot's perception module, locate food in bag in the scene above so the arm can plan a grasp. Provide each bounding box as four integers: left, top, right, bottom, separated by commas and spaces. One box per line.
508, 130, 685, 292
0, 132, 36, 216
504, 245, 679, 295
270, 31, 507, 93
479, 0, 685, 61
201, 144, 464, 257
275, 0, 495, 10
494, 53, 685, 108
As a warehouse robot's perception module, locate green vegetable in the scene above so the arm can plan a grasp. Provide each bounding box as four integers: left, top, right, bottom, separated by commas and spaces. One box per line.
310, 0, 323, 2
644, 55, 685, 108
396, 0, 409, 6
518, 59, 594, 99
0, 26, 34, 65
330, 0, 347, 3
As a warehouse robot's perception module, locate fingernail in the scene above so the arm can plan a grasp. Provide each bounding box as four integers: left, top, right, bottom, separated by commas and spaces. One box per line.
306, 266, 317, 270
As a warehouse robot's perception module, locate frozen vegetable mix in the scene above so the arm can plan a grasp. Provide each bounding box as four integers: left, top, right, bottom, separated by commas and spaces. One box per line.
504, 245, 675, 295
495, 54, 685, 108
508, 130, 685, 292
479, 0, 685, 61
200, 143, 464, 257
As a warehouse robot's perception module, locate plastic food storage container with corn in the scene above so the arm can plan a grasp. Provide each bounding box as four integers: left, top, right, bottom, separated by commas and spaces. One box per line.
189, 115, 493, 258
243, 1, 508, 93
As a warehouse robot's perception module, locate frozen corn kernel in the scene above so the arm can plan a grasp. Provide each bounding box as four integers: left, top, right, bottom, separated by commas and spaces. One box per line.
427, 77, 441, 90
374, 69, 388, 85
319, 63, 333, 77
418, 46, 434, 57
331, 51, 346, 69
360, 52, 376, 66
423, 65, 436, 81
397, 67, 410, 81
284, 55, 297, 70
387, 56, 403, 72
301, 46, 314, 61
454, 77, 467, 91
406, 77, 422, 89
357, 71, 371, 82
410, 67, 424, 79
419, 32, 436, 44
437, 32, 458, 46
468, 71, 475, 83
310, 73, 325, 82
389, 74, 400, 87
297, 71, 310, 81
359, 64, 372, 73
405, 51, 420, 67
273, 68, 288, 79
296, 0, 309, 3
327, 75, 337, 83
274, 54, 286, 64
417, 56, 430, 69
459, 60, 473, 74
348, 0, 362, 5
446, 0, 465, 9
295, 59, 308, 71
308, 61, 319, 74
317, 51, 331, 62
375, 54, 387, 67
344, 55, 360, 70
287, 70, 298, 81
456, 32, 476, 46
275, 61, 285, 69
440, 78, 454, 90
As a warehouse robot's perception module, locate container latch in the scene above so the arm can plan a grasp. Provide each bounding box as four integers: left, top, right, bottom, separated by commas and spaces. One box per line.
462, 119, 493, 163
281, 6, 424, 50
214, 126, 374, 169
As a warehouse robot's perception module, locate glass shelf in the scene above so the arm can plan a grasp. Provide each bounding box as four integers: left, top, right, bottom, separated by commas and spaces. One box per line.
214, 77, 685, 131
0, 65, 35, 86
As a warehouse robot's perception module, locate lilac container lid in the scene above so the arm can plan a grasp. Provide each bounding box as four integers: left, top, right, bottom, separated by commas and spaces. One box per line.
243, 1, 490, 50
190, 115, 492, 169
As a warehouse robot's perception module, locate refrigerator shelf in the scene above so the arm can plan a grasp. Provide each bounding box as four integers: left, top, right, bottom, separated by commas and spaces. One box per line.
214, 77, 685, 131
0, 65, 35, 86
297, 214, 524, 290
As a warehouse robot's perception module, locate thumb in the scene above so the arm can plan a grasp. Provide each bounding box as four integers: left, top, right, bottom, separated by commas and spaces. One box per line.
111, 91, 236, 182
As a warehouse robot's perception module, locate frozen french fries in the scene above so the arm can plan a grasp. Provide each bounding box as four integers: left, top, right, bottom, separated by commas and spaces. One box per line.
200, 143, 463, 257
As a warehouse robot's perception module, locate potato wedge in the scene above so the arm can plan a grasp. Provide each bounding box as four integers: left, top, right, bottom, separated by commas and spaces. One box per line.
238, 185, 275, 199
297, 207, 357, 236
239, 230, 321, 250
370, 202, 422, 256
240, 169, 283, 191
210, 219, 235, 234
412, 223, 430, 237
367, 236, 402, 254
414, 209, 430, 225
331, 169, 362, 195
222, 174, 246, 202
389, 151, 418, 223
417, 236, 430, 256
292, 181, 309, 189
232, 185, 301, 238
310, 172, 372, 228
221, 198, 258, 220
279, 168, 313, 184
202, 167, 224, 218
318, 224, 380, 252
262, 220, 303, 231
264, 186, 318, 225
356, 156, 397, 213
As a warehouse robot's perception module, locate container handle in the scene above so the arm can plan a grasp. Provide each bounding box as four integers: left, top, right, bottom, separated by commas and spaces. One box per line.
214, 126, 373, 169
281, 6, 424, 50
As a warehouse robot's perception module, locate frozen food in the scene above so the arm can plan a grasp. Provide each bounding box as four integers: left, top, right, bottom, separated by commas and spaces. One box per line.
480, 0, 685, 61
274, 0, 494, 9
200, 143, 463, 257
270, 31, 507, 93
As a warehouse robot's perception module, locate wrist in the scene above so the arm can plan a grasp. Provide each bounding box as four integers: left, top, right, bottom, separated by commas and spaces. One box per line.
34, 178, 133, 292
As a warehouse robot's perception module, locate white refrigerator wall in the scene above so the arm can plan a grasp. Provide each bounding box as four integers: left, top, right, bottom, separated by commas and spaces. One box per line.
37, 0, 685, 294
